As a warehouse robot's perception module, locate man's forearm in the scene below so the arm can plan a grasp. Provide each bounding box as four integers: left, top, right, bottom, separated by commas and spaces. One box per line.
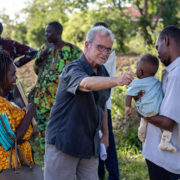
145, 115, 174, 131
79, 76, 120, 92
78, 71, 135, 92
16, 104, 35, 141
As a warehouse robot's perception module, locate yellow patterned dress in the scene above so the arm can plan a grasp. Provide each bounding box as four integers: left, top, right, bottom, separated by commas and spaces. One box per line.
0, 96, 33, 171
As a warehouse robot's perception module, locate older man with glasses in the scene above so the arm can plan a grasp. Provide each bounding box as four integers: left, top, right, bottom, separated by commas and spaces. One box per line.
44, 26, 136, 180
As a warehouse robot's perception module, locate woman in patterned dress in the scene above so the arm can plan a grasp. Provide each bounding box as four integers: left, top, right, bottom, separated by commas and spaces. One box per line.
32, 21, 82, 153
0, 51, 35, 171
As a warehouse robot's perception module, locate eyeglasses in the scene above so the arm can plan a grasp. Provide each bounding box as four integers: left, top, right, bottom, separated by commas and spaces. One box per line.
94, 43, 113, 54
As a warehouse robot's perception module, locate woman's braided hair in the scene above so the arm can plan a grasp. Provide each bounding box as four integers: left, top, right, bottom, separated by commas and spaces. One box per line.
0, 50, 13, 87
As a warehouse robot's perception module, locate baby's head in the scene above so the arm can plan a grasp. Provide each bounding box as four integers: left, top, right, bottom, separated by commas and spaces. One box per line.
136, 54, 159, 79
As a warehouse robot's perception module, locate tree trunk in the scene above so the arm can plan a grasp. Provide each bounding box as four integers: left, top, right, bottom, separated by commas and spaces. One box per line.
144, 0, 148, 20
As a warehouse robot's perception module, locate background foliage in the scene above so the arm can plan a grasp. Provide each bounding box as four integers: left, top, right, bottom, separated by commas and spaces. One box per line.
1, 0, 180, 51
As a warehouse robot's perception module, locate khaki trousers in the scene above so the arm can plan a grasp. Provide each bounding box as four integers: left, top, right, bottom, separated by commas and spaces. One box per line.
44, 144, 99, 180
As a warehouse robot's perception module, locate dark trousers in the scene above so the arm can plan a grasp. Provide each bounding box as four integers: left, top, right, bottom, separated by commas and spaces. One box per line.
98, 110, 120, 180
146, 159, 180, 180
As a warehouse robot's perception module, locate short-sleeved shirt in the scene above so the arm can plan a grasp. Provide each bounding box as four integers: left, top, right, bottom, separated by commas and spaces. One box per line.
0, 37, 37, 67
142, 57, 180, 174
45, 54, 110, 158
126, 77, 163, 115
33, 43, 82, 116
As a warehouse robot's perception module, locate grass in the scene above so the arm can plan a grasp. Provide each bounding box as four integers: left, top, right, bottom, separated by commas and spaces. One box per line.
118, 148, 149, 180
102, 128, 149, 180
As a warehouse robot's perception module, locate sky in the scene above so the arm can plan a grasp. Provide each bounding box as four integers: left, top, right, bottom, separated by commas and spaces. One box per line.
0, 0, 28, 19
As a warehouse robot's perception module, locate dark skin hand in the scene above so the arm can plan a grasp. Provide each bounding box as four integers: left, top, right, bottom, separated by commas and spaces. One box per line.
40, 48, 51, 59
145, 115, 174, 132
15, 103, 36, 142
135, 91, 174, 132
39, 41, 65, 63
38, 44, 51, 63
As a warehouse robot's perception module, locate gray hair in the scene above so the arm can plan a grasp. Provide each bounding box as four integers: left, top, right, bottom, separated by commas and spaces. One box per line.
86, 26, 114, 43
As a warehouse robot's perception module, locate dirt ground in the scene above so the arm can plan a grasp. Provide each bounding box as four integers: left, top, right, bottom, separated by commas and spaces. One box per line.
116, 54, 139, 67
16, 54, 140, 93
16, 60, 37, 93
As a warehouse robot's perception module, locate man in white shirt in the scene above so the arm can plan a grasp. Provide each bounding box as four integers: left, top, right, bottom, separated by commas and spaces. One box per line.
142, 26, 180, 179
93, 22, 119, 180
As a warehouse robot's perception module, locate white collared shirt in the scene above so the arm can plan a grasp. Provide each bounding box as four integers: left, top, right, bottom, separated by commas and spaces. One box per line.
103, 51, 116, 110
142, 57, 180, 174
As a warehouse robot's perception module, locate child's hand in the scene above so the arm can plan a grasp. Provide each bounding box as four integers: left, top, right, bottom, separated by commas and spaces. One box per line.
125, 106, 132, 116
39, 48, 51, 62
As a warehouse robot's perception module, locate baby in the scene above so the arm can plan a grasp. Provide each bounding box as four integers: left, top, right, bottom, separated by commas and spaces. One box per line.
125, 54, 176, 153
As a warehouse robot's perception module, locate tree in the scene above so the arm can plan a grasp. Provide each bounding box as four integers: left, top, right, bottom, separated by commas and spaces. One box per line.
1, 0, 179, 51
133, 0, 180, 44
160, 0, 180, 27
63, 8, 133, 52
0, 12, 14, 38
65, 0, 97, 11
11, 23, 28, 44
23, 0, 69, 48
96, 0, 180, 45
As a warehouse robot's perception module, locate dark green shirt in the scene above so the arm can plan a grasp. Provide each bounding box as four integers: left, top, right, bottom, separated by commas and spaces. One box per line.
46, 54, 110, 158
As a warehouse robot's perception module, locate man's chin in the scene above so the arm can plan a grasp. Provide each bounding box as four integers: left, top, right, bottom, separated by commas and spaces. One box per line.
98, 59, 107, 65
161, 59, 170, 67
46, 38, 52, 43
